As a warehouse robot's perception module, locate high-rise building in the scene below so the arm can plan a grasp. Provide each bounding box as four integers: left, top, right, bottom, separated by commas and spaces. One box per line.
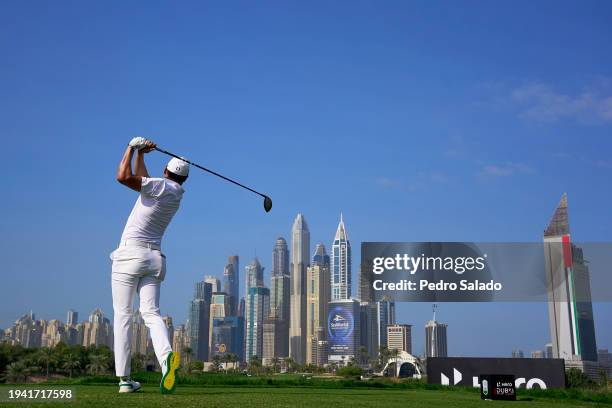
545, 343, 553, 359
268, 237, 291, 359
289, 213, 310, 365
512, 349, 524, 358
245, 286, 270, 362
328, 298, 361, 365
132, 311, 149, 355
387, 324, 412, 354
66, 309, 78, 327
359, 302, 379, 361
273, 237, 290, 277
189, 281, 212, 361
544, 194, 598, 362
531, 350, 545, 358
205, 276, 221, 293
306, 244, 331, 365
223, 255, 240, 315
271, 238, 291, 321
83, 308, 113, 348
172, 324, 189, 356
312, 242, 330, 267
209, 292, 230, 352
262, 317, 288, 365
377, 299, 396, 352
245, 258, 264, 296
331, 213, 351, 301
425, 320, 448, 358
210, 316, 245, 362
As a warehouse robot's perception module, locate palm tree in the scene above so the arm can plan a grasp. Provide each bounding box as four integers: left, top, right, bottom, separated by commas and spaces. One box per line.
62, 353, 81, 378
270, 357, 280, 374
211, 355, 222, 372
3, 361, 28, 383
182, 346, 192, 366
86, 353, 109, 375
37, 348, 57, 379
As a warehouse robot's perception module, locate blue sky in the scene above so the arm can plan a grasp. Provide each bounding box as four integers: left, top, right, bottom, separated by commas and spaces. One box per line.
1, 1, 611, 357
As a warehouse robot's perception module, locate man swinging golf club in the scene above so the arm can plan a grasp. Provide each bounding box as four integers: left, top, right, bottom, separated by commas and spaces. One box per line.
111, 137, 187, 394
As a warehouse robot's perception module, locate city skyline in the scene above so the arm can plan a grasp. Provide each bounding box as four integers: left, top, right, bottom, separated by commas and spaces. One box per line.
2, 205, 611, 360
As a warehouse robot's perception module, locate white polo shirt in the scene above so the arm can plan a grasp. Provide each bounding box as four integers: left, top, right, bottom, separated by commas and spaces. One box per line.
120, 177, 184, 247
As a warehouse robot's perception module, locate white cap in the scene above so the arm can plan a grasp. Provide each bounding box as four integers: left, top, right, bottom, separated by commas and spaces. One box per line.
166, 157, 189, 177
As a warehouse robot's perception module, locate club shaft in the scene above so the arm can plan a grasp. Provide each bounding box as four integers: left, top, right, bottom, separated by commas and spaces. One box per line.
155, 147, 267, 198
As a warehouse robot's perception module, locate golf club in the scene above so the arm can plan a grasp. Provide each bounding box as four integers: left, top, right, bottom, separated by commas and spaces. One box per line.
155, 147, 273, 213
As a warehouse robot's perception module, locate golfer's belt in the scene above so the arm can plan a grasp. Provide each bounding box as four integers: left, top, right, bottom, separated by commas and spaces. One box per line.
119, 240, 161, 251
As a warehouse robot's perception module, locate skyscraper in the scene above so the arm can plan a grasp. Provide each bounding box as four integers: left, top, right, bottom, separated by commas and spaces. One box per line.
387, 324, 412, 354
331, 213, 351, 300
289, 213, 310, 364
245, 286, 270, 362
245, 258, 264, 296
223, 255, 240, 315
306, 244, 331, 365
262, 317, 288, 365
205, 276, 221, 293
271, 238, 291, 321
210, 316, 244, 362
359, 302, 379, 360
425, 320, 448, 358
209, 292, 230, 352
544, 194, 598, 363
66, 309, 78, 327
269, 237, 290, 359
131, 311, 149, 355
189, 281, 212, 361
377, 299, 396, 350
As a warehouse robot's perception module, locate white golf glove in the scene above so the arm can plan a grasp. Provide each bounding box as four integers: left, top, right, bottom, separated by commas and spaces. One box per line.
128, 136, 148, 150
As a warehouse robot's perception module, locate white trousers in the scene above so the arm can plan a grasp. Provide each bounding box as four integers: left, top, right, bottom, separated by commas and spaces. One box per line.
110, 245, 172, 377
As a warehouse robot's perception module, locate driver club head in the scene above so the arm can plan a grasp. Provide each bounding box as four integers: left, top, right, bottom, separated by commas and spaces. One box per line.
263, 196, 273, 212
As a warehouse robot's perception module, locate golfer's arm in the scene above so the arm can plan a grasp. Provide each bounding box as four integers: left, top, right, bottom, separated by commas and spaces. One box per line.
134, 150, 149, 177
116, 146, 142, 192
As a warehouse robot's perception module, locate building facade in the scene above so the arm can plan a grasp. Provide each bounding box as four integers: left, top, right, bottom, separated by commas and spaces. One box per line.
306, 246, 331, 365
387, 324, 412, 354
544, 194, 598, 363
331, 213, 351, 301
245, 286, 270, 362
289, 213, 310, 365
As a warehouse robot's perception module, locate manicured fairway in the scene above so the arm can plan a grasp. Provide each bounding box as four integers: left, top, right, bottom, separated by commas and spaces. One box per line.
1, 385, 608, 408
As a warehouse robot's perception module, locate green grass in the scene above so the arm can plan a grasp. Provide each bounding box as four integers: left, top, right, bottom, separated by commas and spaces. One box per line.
1, 384, 610, 408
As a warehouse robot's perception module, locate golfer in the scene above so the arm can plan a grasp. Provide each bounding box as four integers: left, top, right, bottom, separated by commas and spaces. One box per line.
110, 137, 187, 394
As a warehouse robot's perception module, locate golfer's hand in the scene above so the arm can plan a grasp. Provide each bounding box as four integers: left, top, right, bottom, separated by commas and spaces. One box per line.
141, 139, 157, 153
128, 136, 147, 150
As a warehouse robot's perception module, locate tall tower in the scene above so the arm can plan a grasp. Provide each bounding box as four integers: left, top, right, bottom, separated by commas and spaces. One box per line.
189, 281, 212, 361
245, 287, 270, 362
270, 238, 291, 321
544, 193, 597, 362
306, 243, 331, 365
425, 305, 448, 358
223, 255, 239, 315
269, 237, 291, 359
245, 258, 264, 296
205, 276, 221, 293
289, 213, 310, 364
331, 213, 351, 300
66, 309, 78, 326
